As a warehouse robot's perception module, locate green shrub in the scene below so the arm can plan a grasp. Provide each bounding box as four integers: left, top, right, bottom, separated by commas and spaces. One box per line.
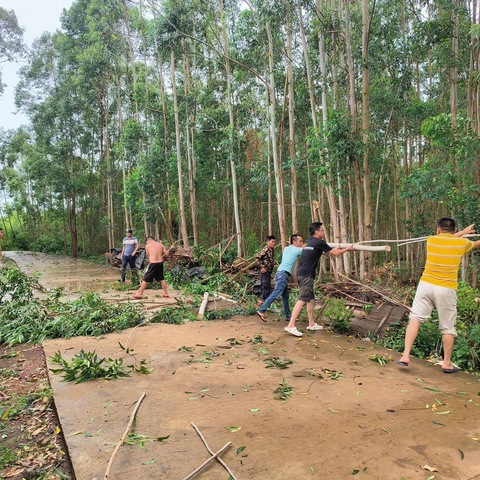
32, 235, 66, 254
456, 282, 480, 325
166, 266, 190, 289
410, 320, 442, 358
453, 324, 480, 370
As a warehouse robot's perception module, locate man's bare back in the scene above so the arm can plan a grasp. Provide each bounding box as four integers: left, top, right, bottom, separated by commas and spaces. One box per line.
145, 239, 169, 263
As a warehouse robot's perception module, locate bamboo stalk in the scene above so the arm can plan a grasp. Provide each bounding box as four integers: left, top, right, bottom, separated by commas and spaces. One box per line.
104, 392, 146, 480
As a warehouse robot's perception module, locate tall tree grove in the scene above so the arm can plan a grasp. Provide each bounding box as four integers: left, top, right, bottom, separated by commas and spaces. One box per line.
0, 0, 479, 280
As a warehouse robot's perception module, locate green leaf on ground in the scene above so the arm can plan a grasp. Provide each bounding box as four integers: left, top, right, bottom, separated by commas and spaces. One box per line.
227, 426, 241, 432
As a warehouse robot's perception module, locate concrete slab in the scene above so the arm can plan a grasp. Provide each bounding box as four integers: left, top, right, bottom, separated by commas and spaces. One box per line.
44, 320, 480, 480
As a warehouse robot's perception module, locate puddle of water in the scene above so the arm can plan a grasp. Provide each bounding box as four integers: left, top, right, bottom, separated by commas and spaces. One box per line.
5, 251, 120, 291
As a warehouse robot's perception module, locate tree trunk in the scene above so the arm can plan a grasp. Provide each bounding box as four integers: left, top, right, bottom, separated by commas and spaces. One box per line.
183, 52, 199, 246
156, 50, 175, 244
266, 22, 287, 247
286, 17, 298, 234
362, 0, 373, 279
171, 50, 190, 248
219, 0, 242, 258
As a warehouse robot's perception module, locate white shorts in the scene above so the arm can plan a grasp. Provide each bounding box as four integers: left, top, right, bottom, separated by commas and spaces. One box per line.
409, 281, 457, 336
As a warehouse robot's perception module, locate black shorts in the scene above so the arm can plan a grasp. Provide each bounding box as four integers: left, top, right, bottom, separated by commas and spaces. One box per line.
143, 263, 165, 283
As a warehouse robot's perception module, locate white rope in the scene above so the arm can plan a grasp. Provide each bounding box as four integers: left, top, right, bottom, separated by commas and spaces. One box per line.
337, 233, 480, 249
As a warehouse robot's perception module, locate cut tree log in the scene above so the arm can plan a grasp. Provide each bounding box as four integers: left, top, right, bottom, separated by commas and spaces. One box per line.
198, 292, 209, 319
330, 243, 391, 252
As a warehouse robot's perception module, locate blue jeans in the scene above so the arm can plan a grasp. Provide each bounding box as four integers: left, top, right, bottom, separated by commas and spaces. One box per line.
258, 270, 291, 319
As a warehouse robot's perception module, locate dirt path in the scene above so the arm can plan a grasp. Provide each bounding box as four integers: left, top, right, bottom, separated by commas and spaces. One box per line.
8, 252, 480, 480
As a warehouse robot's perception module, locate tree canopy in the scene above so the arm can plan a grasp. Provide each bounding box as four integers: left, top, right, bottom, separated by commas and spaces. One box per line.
0, 0, 479, 280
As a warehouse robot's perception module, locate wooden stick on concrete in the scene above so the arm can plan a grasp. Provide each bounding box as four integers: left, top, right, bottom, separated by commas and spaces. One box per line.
104, 392, 146, 480
182, 441, 232, 480
190, 422, 237, 480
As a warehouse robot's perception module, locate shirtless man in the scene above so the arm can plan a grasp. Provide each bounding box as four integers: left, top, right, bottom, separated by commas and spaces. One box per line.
134, 236, 170, 299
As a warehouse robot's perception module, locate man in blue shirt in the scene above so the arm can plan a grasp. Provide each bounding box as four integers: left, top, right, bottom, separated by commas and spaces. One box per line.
256, 234, 304, 322
120, 228, 140, 283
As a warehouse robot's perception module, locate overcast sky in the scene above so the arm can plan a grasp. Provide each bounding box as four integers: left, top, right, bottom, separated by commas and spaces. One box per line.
1, 0, 74, 131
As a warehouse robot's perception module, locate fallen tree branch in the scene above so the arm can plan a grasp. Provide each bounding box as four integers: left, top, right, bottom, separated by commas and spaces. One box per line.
198, 292, 209, 319
104, 392, 146, 480
230, 260, 256, 280
212, 293, 238, 304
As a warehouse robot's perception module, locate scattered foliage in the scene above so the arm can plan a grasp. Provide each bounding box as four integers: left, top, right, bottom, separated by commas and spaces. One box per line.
273, 379, 295, 402
124, 433, 170, 448
151, 305, 197, 324
0, 268, 145, 345
369, 354, 392, 366
49, 343, 151, 383
264, 357, 293, 369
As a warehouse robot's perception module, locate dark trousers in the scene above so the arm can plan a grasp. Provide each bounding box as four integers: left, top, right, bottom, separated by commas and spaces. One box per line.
260, 272, 272, 301
121, 255, 138, 282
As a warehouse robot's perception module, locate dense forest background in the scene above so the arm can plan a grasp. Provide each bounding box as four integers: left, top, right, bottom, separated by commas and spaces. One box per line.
1, 0, 480, 280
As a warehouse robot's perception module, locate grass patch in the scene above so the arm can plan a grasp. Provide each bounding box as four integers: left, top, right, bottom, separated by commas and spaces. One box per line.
0, 446, 17, 470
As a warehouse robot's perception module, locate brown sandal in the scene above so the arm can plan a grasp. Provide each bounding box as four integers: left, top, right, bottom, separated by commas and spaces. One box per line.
256, 311, 267, 322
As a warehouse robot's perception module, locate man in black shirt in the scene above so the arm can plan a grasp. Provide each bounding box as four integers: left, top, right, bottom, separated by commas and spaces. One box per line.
285, 222, 353, 337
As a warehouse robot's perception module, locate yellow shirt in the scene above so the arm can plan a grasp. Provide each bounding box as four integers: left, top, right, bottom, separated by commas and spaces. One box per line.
421, 233, 474, 289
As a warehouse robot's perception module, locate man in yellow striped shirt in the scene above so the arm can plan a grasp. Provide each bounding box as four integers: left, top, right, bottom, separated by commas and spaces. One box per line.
398, 218, 480, 373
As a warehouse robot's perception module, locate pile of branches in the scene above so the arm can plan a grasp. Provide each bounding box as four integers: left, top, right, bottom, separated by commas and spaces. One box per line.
167, 246, 197, 269
318, 279, 409, 310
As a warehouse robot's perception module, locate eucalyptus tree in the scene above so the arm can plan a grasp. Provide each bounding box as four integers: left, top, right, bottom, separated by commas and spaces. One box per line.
149, 1, 193, 248
59, 0, 132, 250
0, 7, 25, 95
240, 0, 290, 247
15, 32, 94, 256
218, 0, 243, 257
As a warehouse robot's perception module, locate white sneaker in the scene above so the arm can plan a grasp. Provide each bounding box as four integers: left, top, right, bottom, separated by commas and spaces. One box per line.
307, 323, 323, 331
284, 326, 303, 337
